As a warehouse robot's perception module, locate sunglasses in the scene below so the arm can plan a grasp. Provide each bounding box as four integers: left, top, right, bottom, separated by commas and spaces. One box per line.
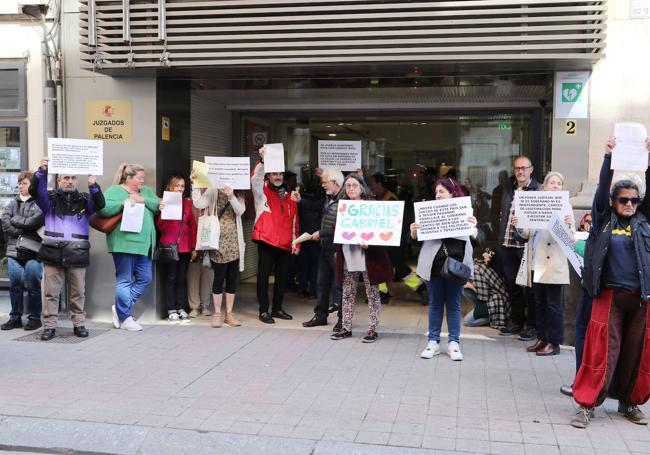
616, 197, 641, 205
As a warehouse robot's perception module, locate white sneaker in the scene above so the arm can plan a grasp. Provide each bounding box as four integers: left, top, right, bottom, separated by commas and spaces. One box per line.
121, 316, 143, 331
178, 310, 191, 324
420, 340, 440, 359
188, 309, 200, 318
448, 341, 464, 361
168, 313, 181, 324
111, 305, 120, 329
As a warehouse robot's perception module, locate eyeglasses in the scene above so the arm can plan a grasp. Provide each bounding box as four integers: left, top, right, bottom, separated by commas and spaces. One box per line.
345, 183, 360, 188
616, 196, 641, 206
513, 166, 532, 172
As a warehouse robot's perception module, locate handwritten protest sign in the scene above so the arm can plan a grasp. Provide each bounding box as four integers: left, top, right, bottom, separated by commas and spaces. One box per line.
318, 140, 362, 171
547, 213, 583, 276
263, 143, 285, 172
513, 191, 570, 229
334, 200, 404, 246
47, 138, 103, 175
414, 197, 474, 241
204, 156, 251, 190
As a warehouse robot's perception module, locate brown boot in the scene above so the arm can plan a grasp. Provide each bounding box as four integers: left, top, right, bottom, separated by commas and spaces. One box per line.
223, 313, 241, 327
211, 313, 223, 328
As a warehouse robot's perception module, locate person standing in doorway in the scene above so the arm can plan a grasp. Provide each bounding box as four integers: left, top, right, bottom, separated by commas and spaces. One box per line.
251, 146, 300, 324
498, 156, 540, 340
30, 158, 105, 341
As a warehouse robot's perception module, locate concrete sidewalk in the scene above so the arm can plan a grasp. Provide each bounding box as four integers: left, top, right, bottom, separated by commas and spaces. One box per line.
0, 285, 648, 455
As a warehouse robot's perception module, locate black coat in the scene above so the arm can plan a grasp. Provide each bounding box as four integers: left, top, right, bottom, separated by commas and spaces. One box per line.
0, 196, 44, 261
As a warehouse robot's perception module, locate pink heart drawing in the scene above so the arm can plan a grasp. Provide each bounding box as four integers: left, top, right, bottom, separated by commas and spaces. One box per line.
380, 232, 394, 242
361, 232, 374, 241
342, 231, 356, 240
339, 203, 347, 213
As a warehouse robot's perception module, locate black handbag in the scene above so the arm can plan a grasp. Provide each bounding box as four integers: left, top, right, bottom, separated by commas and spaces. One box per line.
440, 243, 471, 285
16, 234, 42, 254
154, 208, 183, 263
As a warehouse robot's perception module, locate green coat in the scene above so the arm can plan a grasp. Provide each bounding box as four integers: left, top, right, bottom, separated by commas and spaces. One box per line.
97, 184, 160, 257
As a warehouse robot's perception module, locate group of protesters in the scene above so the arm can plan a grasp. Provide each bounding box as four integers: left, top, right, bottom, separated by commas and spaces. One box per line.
2, 137, 650, 429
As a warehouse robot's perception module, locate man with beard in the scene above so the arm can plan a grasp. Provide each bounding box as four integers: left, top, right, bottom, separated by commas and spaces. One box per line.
30, 157, 105, 341
252, 146, 300, 324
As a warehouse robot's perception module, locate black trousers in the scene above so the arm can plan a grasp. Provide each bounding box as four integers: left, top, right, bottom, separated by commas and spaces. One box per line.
314, 250, 342, 321
164, 253, 190, 313
211, 259, 239, 294
500, 246, 536, 328
257, 242, 291, 314
532, 282, 563, 345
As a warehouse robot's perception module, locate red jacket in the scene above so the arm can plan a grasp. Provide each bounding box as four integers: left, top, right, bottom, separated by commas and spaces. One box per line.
156, 198, 196, 253
251, 161, 299, 252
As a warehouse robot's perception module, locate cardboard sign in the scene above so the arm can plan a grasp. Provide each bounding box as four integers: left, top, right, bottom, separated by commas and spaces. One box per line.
513, 191, 570, 230
204, 156, 251, 190
334, 200, 404, 246
547, 213, 583, 277
414, 197, 474, 241
47, 138, 103, 175
263, 143, 285, 173
318, 140, 362, 171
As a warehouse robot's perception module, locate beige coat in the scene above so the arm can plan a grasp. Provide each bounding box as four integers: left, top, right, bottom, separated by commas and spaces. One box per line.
516, 226, 573, 286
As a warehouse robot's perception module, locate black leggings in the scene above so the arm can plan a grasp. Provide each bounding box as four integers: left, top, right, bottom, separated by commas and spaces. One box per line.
211, 259, 239, 294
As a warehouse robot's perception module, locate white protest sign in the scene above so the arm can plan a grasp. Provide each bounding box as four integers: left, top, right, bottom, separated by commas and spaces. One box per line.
47, 138, 103, 175
204, 156, 251, 190
611, 122, 649, 171
161, 191, 182, 220
318, 140, 362, 171
547, 213, 583, 277
120, 202, 145, 233
334, 200, 404, 246
414, 197, 474, 241
263, 143, 285, 173
513, 191, 570, 230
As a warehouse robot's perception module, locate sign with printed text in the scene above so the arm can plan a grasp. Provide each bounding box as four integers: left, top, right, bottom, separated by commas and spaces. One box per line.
547, 214, 583, 277
554, 72, 590, 119
85, 100, 132, 143
318, 140, 362, 171
334, 200, 404, 246
47, 138, 103, 175
263, 143, 285, 173
414, 197, 474, 241
513, 191, 571, 230
204, 156, 251, 190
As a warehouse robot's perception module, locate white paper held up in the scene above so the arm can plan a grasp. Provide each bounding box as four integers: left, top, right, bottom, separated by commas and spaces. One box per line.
264, 143, 285, 172
611, 123, 648, 171
547, 213, 583, 277
47, 138, 104, 175
161, 191, 182, 220
120, 201, 145, 233
292, 232, 312, 247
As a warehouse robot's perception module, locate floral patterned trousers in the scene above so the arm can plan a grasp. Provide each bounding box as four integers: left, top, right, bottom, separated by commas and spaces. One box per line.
342, 270, 381, 332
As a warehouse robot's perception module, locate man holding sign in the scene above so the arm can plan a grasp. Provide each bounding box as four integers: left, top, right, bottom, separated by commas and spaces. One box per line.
251, 146, 300, 324
30, 157, 105, 341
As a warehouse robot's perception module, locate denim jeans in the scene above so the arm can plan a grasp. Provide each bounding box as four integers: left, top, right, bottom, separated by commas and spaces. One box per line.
8, 257, 42, 321
314, 250, 342, 321
426, 276, 463, 343
112, 253, 152, 322
462, 288, 489, 327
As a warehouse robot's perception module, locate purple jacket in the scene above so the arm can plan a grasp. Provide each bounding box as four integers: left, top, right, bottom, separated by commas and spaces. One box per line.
29, 169, 105, 267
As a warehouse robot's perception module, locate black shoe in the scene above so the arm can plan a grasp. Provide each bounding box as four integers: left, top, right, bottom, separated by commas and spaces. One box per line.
23, 319, 42, 331
259, 312, 275, 324
333, 318, 343, 332
1, 318, 22, 331
560, 384, 573, 397
271, 309, 293, 320
380, 292, 390, 305
362, 330, 378, 343
518, 327, 537, 341
331, 329, 352, 340
40, 328, 56, 341
327, 304, 340, 314
499, 322, 522, 336
73, 326, 89, 338
302, 316, 327, 328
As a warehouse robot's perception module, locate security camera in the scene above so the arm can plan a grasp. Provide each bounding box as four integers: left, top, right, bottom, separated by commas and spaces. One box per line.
19, 1, 49, 18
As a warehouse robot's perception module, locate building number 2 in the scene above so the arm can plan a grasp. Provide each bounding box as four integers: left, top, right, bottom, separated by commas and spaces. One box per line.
565, 120, 576, 135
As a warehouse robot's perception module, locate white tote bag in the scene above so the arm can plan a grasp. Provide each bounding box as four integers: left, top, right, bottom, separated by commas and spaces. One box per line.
195, 202, 220, 251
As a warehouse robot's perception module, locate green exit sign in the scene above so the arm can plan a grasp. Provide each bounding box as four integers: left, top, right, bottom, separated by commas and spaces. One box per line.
497, 123, 512, 130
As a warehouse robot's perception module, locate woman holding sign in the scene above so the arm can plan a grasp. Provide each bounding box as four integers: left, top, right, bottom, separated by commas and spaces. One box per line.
511, 171, 574, 357
571, 136, 650, 428
157, 175, 196, 324
410, 178, 478, 361
331, 174, 392, 343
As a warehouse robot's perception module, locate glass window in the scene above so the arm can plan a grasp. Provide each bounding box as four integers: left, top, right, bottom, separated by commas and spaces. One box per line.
0, 64, 26, 116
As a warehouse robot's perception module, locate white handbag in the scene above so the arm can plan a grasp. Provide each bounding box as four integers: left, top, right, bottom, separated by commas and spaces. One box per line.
195, 202, 220, 251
